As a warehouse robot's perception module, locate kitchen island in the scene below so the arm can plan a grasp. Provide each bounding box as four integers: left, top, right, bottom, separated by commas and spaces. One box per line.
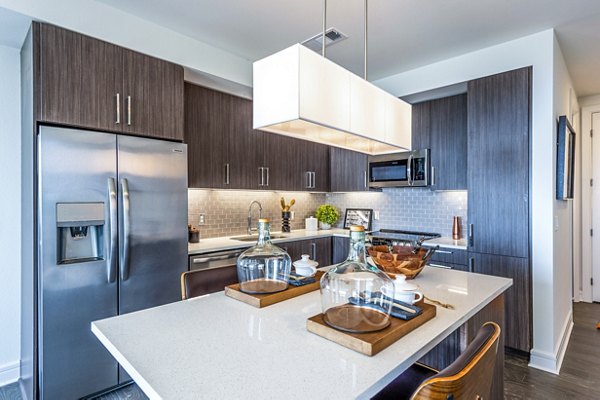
92, 267, 511, 399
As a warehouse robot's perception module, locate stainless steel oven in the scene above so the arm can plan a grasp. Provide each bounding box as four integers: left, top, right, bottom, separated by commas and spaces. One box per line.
368, 149, 430, 188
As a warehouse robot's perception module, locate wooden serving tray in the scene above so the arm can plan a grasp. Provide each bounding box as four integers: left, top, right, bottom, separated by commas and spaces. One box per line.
306, 301, 436, 356
225, 271, 324, 308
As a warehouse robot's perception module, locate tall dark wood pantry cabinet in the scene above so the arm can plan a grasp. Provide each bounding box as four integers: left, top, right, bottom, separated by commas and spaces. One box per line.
467, 67, 531, 352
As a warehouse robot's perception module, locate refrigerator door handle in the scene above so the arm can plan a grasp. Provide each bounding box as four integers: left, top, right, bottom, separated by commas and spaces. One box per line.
107, 178, 118, 283
120, 178, 131, 281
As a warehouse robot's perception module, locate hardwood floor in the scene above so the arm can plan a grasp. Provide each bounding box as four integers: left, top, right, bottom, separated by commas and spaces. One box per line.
505, 302, 600, 399
1, 302, 598, 399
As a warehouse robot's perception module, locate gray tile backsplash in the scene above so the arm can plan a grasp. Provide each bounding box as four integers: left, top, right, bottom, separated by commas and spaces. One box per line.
188, 190, 327, 238
188, 188, 468, 240
325, 188, 468, 238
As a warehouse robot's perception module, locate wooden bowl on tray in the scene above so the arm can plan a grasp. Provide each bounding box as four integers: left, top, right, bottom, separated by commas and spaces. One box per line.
367, 245, 437, 280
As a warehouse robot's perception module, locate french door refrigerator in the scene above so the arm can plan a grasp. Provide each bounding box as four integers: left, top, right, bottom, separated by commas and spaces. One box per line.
37, 125, 188, 399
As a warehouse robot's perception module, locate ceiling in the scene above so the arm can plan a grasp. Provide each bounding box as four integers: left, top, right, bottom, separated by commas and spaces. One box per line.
94, 0, 600, 96
0, 6, 31, 48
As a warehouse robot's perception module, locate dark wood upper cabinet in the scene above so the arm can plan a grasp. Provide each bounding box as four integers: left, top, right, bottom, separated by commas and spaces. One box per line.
185, 83, 227, 188
467, 67, 530, 258
36, 22, 183, 141
329, 147, 368, 192
301, 141, 330, 192
411, 94, 467, 190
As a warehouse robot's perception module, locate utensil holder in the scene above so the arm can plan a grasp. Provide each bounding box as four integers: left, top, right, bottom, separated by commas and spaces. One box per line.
282, 211, 291, 233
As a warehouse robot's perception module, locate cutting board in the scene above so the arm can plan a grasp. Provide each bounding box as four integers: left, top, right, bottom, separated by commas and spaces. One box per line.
225, 271, 324, 308
306, 301, 436, 356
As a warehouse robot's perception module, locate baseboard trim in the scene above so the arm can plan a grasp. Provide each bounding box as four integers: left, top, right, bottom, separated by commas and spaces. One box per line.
0, 360, 20, 386
529, 311, 573, 374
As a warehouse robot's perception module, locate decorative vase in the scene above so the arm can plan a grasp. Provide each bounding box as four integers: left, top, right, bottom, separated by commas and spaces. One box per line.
320, 225, 394, 333
282, 211, 291, 233
236, 219, 292, 294
320, 222, 331, 230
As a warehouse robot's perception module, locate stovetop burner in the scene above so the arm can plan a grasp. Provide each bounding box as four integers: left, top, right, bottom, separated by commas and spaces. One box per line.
368, 229, 440, 247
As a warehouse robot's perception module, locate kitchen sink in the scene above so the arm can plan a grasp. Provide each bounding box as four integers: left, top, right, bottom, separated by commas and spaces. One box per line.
230, 234, 289, 242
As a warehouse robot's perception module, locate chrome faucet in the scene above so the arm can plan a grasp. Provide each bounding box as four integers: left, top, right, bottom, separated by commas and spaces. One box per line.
247, 200, 263, 235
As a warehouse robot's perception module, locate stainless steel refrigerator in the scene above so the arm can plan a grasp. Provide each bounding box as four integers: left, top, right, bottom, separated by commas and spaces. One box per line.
37, 125, 188, 399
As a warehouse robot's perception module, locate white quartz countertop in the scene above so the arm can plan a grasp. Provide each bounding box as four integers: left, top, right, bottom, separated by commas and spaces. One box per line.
188, 228, 349, 255
92, 267, 511, 400
188, 230, 467, 255
423, 236, 468, 250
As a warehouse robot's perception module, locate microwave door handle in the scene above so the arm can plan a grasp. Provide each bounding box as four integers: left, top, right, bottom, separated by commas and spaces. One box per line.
407, 154, 414, 186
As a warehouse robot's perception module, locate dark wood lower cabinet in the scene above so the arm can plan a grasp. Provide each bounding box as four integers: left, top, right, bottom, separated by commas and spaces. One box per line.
469, 252, 531, 352
280, 237, 332, 268
332, 236, 350, 264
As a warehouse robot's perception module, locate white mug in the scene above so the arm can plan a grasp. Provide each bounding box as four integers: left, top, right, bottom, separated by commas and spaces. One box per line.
382, 286, 423, 305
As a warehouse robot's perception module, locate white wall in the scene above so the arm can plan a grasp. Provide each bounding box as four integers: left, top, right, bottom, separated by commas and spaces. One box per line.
551, 35, 578, 370
375, 29, 569, 374
0, 44, 21, 385
0, 0, 252, 86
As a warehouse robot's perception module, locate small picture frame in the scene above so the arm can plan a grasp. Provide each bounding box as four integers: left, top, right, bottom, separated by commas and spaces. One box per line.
343, 208, 373, 231
556, 115, 576, 200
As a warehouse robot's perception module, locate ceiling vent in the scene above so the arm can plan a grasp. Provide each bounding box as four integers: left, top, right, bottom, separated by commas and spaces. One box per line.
301, 28, 348, 52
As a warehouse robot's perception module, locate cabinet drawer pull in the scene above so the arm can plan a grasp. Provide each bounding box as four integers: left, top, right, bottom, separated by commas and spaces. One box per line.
311, 171, 316, 189
431, 165, 436, 186
306, 171, 311, 189
429, 263, 452, 269
127, 95, 132, 126
364, 170, 367, 188
115, 93, 120, 124
468, 224, 474, 247
468, 257, 474, 273
435, 249, 454, 255
258, 167, 264, 186
311, 242, 317, 260
224, 163, 230, 185
265, 167, 270, 186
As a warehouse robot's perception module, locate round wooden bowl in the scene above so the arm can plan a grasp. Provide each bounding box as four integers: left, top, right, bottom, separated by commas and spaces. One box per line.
367, 245, 436, 280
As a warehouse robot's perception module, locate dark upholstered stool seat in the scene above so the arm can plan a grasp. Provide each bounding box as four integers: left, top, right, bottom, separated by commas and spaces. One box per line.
371, 363, 438, 400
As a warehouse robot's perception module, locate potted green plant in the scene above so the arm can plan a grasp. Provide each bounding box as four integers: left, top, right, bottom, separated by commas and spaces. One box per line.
315, 204, 340, 230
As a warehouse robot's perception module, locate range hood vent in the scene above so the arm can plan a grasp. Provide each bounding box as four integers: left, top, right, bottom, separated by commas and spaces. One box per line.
301, 28, 348, 53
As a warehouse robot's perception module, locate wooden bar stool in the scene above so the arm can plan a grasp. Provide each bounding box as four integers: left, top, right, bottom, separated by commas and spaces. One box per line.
180, 268, 238, 300
372, 322, 501, 400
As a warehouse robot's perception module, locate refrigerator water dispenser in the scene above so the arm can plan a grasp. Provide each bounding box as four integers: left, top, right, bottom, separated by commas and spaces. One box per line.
56, 202, 105, 264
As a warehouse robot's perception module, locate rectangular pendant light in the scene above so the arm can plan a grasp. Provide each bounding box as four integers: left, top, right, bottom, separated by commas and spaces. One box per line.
253, 44, 412, 155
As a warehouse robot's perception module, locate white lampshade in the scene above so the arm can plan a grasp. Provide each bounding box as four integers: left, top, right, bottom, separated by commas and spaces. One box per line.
253, 44, 412, 155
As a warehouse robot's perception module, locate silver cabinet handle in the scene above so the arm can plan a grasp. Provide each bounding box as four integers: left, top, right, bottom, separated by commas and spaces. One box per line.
115, 93, 120, 124
311, 242, 317, 260
258, 167, 264, 186
265, 167, 270, 186
225, 163, 230, 185
364, 170, 367, 188
468, 224, 474, 247
107, 178, 118, 283
127, 95, 132, 126
306, 171, 311, 189
429, 263, 452, 269
120, 178, 131, 281
407, 154, 414, 186
431, 165, 436, 186
435, 249, 454, 254
311, 171, 316, 189
468, 257, 474, 273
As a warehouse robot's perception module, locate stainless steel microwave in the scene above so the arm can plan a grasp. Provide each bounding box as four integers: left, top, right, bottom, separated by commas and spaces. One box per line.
368, 149, 430, 188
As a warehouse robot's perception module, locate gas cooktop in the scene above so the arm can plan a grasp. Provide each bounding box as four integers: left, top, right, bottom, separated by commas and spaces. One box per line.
368, 229, 441, 247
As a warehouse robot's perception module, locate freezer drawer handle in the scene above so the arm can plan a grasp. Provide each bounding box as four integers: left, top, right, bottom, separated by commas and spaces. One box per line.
191, 253, 241, 264
120, 178, 132, 281
107, 178, 118, 283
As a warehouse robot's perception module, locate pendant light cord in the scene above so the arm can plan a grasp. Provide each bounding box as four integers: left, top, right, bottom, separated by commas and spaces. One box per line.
322, 0, 327, 57
322, 0, 369, 80
364, 0, 368, 80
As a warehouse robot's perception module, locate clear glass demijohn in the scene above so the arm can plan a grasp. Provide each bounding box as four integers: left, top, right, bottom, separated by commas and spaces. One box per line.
320, 225, 395, 332
236, 218, 292, 294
